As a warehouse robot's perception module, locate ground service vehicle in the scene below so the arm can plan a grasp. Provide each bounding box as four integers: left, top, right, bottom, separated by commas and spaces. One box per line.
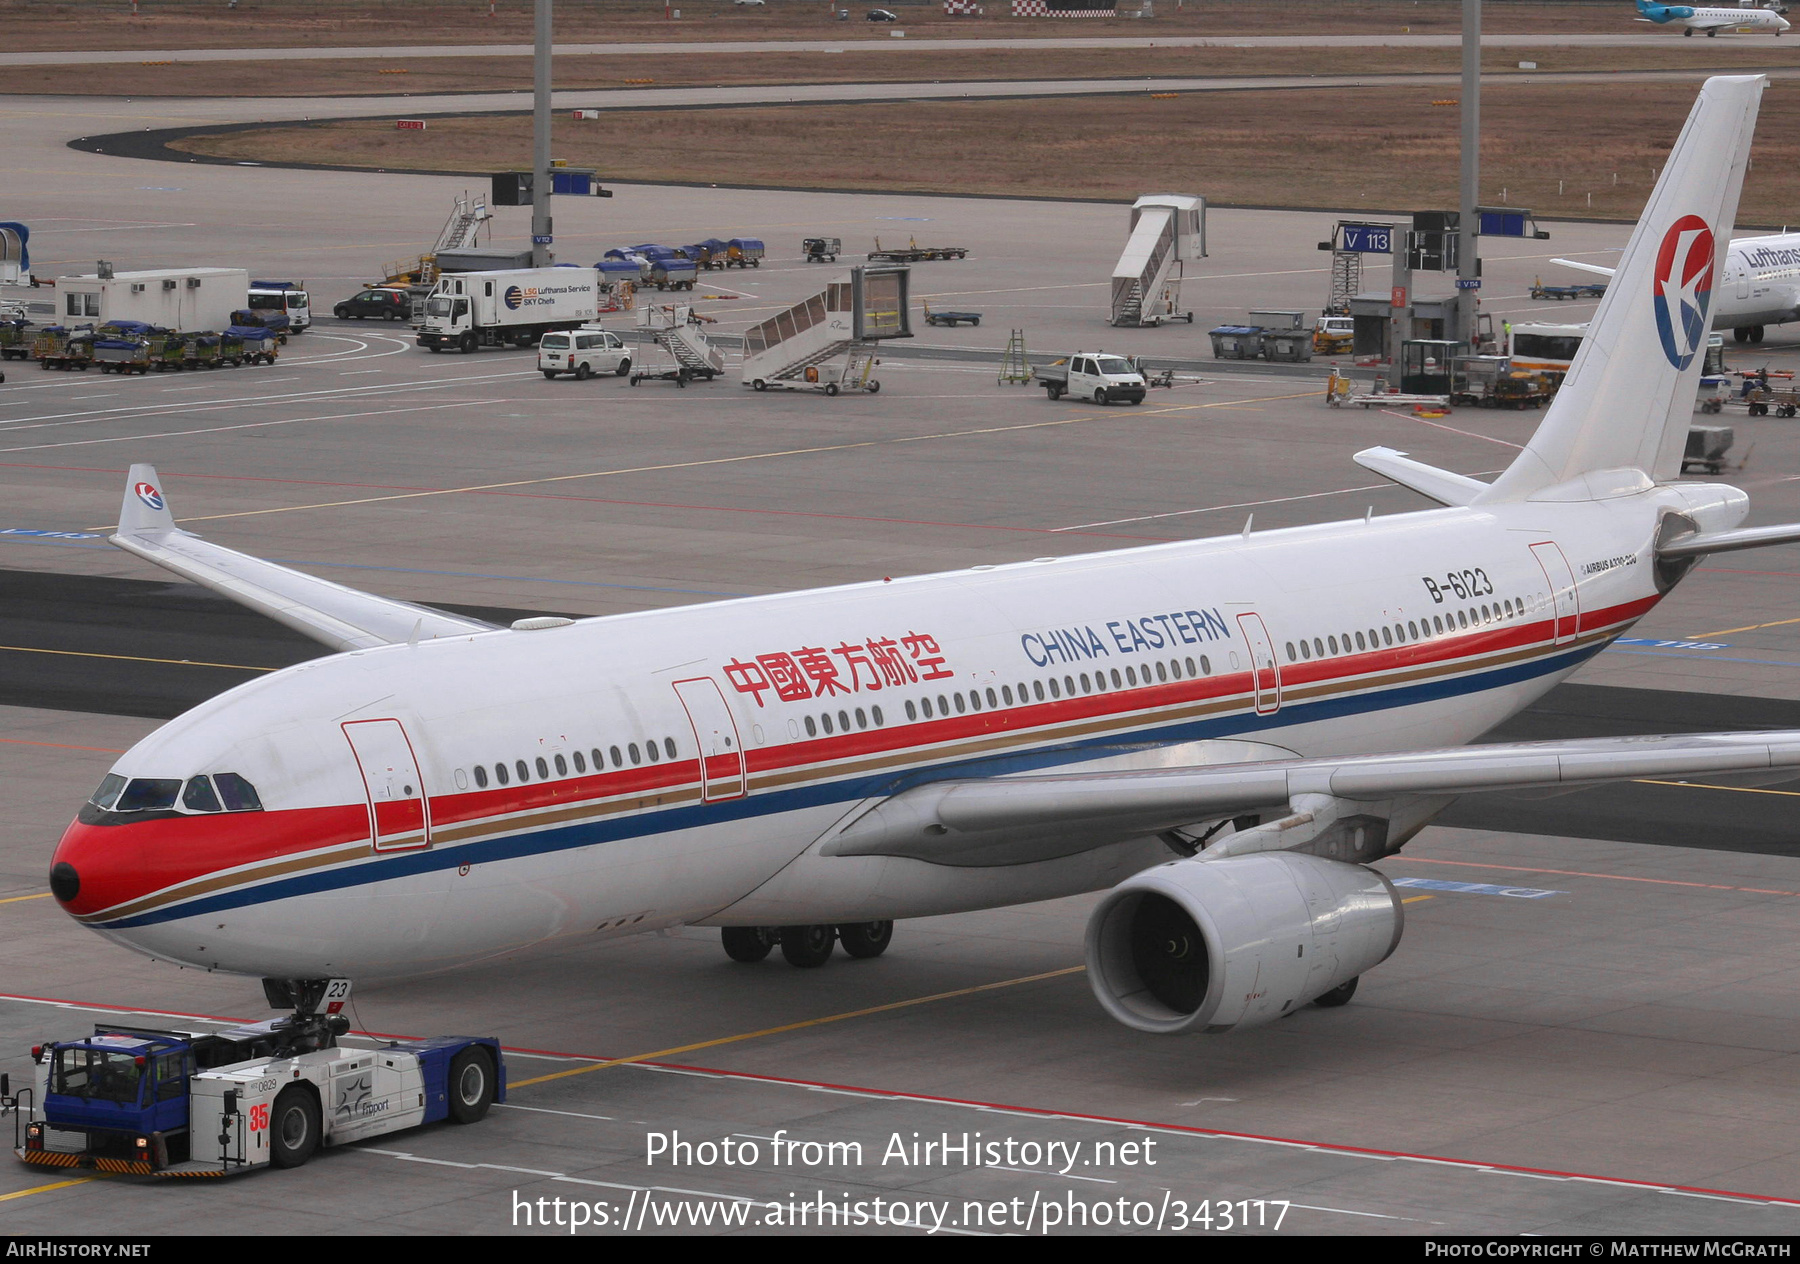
417, 267, 599, 353
1034, 353, 1148, 404
10, 980, 503, 1176
868, 236, 968, 263
246, 281, 310, 334
334, 288, 413, 321
1313, 315, 1354, 355
1450, 356, 1555, 409
924, 306, 982, 327
540, 326, 632, 379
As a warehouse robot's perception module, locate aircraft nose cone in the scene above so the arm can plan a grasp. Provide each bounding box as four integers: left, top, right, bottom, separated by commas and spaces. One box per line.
49, 861, 80, 904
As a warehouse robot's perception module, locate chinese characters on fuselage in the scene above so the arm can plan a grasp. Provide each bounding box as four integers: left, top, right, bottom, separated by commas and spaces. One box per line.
724, 632, 952, 707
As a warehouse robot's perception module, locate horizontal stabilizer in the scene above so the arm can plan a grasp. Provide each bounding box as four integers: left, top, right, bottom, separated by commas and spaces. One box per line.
822, 731, 1800, 866
1658, 520, 1800, 559
110, 464, 497, 652
1353, 447, 1487, 507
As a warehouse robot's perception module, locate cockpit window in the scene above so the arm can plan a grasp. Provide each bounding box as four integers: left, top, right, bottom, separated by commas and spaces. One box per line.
88, 773, 127, 811
182, 775, 223, 813
214, 773, 263, 812
114, 778, 182, 813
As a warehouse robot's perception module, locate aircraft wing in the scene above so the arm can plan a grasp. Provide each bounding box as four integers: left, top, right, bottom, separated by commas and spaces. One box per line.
109, 464, 498, 652
821, 731, 1800, 866
1550, 257, 1618, 279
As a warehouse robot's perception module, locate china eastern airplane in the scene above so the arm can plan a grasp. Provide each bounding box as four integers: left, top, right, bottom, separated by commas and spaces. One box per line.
46, 76, 1800, 1038
1635, 0, 1789, 35
1555, 229, 1800, 344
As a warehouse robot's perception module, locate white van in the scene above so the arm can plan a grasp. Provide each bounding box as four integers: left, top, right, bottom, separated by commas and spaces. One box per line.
539, 326, 632, 380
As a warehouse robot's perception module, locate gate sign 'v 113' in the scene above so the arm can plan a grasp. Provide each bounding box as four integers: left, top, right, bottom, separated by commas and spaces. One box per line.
1654, 214, 1714, 370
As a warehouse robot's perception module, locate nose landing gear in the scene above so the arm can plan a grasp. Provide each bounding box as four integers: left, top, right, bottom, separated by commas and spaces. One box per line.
718, 922, 894, 967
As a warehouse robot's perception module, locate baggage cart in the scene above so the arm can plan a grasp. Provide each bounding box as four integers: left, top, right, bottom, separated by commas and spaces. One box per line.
725, 238, 764, 268
0, 316, 31, 361
1529, 277, 1607, 301
867, 236, 967, 263
804, 237, 841, 263
226, 326, 280, 366
93, 336, 151, 374
687, 239, 729, 270
146, 331, 188, 371
184, 333, 223, 369
1743, 386, 1800, 418
32, 326, 93, 371
923, 305, 981, 327
1682, 425, 1734, 474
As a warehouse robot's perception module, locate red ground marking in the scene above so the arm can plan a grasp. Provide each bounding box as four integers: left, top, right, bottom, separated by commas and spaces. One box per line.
4, 989, 1797, 1208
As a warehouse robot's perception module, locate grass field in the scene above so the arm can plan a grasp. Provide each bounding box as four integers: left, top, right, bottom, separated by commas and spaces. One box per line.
14, 43, 1797, 98
170, 79, 1800, 226
0, 0, 1653, 53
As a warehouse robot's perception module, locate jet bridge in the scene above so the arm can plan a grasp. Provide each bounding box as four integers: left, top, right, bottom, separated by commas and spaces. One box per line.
741, 265, 911, 395
1110, 195, 1205, 327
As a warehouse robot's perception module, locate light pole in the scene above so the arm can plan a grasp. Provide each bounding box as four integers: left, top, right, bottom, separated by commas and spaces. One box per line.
531, 0, 554, 267
1457, 0, 1481, 347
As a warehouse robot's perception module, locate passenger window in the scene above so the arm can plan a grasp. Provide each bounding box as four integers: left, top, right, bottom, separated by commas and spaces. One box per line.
517, 760, 531, 782
646, 741, 659, 762
554, 754, 568, 776
474, 765, 488, 788
665, 737, 677, 759
1407, 621, 1418, 640
573, 751, 586, 773
1382, 627, 1393, 646
495, 763, 509, 786
610, 745, 623, 768
922, 697, 934, 718
1048, 678, 1061, 699
629, 743, 641, 764
1001, 685, 1013, 705
856, 708, 868, 728
872, 706, 884, 726
906, 700, 918, 721
1312, 637, 1324, 657
1300, 640, 1311, 659
1328, 636, 1339, 654
822, 713, 834, 734
1354, 632, 1366, 651
1034, 681, 1046, 701
1170, 659, 1182, 680
1457, 610, 1468, 629
838, 710, 850, 732
535, 756, 549, 779
182, 776, 222, 813
1433, 616, 1444, 634
954, 693, 966, 714
986, 688, 998, 708
938, 695, 950, 714
1200, 655, 1212, 674
1285, 642, 1296, 662
1155, 662, 1167, 682
804, 716, 817, 737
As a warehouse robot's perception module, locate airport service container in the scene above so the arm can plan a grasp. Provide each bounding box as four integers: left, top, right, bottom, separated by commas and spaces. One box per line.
417, 267, 599, 352
1208, 325, 1264, 360
54, 268, 248, 335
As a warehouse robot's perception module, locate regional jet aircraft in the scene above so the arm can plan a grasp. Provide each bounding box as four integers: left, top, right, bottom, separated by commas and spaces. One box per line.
50, 76, 1800, 1037
1635, 0, 1789, 35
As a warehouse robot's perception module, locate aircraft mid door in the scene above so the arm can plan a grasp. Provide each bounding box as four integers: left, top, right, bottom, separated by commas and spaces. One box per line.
1236, 612, 1283, 715
674, 677, 747, 802
342, 719, 430, 851
1530, 542, 1581, 645
1737, 263, 1752, 300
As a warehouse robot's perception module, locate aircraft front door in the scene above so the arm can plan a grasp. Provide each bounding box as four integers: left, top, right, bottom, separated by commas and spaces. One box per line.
674, 677, 748, 802
342, 718, 431, 851
1236, 612, 1283, 716
1529, 541, 1581, 645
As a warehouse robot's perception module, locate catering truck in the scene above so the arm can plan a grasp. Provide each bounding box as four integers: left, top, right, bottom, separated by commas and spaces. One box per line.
7, 979, 503, 1176
54, 267, 248, 334
417, 266, 599, 352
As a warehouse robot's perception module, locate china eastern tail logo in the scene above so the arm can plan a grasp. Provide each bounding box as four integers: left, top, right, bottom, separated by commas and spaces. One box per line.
133, 481, 163, 510
503, 285, 525, 311
1651, 214, 1714, 371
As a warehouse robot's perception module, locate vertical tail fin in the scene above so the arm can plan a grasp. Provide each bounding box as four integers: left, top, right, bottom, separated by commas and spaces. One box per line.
1476, 75, 1763, 503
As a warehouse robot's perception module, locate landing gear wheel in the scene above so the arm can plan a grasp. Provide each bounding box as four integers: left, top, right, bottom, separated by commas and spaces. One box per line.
1753, 325, 1766, 343
837, 921, 892, 959
574, 363, 592, 381
779, 924, 834, 967
721, 927, 773, 962
1734, 327, 1750, 344
824, 382, 839, 397
1313, 977, 1359, 1008
1684, 26, 1694, 34
269, 1086, 320, 1169
447, 1047, 496, 1123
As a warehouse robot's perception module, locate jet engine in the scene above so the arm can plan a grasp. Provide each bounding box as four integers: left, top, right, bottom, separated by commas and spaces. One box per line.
1084, 851, 1403, 1035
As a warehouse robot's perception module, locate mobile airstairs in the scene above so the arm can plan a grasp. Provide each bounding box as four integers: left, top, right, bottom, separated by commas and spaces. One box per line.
1110, 194, 1206, 327
630, 303, 724, 386
741, 265, 912, 396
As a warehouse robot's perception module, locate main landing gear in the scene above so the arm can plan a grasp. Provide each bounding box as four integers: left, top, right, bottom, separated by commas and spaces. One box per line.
720, 921, 894, 967
1734, 326, 1766, 344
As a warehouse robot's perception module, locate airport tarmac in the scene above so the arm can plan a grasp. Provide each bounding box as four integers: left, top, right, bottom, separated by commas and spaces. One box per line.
5, 81, 1800, 1235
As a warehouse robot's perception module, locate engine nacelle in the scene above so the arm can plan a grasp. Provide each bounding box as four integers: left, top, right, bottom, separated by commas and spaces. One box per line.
1084, 851, 1403, 1035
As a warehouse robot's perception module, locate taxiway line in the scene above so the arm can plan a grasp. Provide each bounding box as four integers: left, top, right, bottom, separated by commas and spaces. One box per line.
0, 1177, 95, 1203
507, 964, 1090, 1089
0, 643, 274, 673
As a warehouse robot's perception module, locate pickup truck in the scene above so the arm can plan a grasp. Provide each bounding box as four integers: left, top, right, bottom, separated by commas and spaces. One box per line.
1033, 353, 1147, 405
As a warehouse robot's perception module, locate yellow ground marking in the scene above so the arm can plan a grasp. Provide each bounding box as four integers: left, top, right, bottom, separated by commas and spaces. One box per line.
0, 644, 273, 673
1691, 615, 1800, 637
1401, 895, 1435, 904
88, 391, 1319, 531
1635, 778, 1800, 798
0, 1178, 94, 1202
0, 893, 51, 905
510, 964, 1087, 1089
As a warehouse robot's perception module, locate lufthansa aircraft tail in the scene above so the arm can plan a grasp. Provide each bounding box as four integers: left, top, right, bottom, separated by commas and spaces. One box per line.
1476, 74, 1763, 503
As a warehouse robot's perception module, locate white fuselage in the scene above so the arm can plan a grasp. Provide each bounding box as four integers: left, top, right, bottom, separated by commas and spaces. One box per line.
56, 480, 1747, 980
1719, 232, 1800, 329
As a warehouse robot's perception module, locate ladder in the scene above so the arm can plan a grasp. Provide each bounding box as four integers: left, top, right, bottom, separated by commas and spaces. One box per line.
1327, 248, 1361, 315
999, 329, 1032, 385
1112, 281, 1143, 328
656, 325, 724, 375
435, 192, 490, 255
